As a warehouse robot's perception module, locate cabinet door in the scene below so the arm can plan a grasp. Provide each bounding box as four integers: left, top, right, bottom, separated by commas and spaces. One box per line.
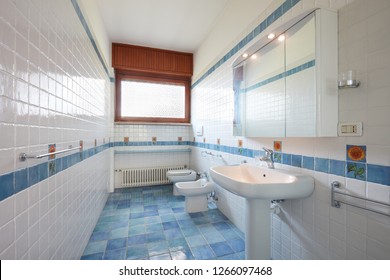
244, 38, 285, 137
285, 14, 316, 136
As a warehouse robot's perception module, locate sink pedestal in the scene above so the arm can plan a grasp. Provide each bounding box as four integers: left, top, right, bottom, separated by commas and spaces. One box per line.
245, 199, 271, 260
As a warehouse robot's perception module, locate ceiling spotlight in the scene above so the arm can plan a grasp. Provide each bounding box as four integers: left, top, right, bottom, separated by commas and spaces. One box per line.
267, 33, 275, 39
251, 54, 257, 59
278, 34, 285, 41
243, 53, 249, 58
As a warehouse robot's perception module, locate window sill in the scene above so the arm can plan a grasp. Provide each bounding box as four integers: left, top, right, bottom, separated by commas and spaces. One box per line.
114, 122, 192, 126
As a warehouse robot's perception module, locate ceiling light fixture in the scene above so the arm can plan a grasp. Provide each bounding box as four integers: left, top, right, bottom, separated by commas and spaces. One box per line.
278, 34, 285, 41
267, 33, 275, 39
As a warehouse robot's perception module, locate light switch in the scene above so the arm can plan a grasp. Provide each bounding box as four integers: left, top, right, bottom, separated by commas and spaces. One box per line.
338, 122, 362, 136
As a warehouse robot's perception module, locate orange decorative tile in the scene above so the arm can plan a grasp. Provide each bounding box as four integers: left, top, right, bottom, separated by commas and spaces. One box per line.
274, 141, 282, 152
347, 145, 366, 162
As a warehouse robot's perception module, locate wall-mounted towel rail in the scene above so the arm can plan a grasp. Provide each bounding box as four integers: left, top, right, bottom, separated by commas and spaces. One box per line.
19, 146, 82, 161
115, 148, 191, 154
331, 181, 390, 217
201, 150, 223, 158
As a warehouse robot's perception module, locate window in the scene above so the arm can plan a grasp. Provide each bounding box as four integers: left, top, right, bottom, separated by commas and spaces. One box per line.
115, 72, 191, 123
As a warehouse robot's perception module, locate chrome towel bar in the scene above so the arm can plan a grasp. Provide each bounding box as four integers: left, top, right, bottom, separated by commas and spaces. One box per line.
331, 181, 390, 218
19, 146, 82, 161
201, 150, 223, 158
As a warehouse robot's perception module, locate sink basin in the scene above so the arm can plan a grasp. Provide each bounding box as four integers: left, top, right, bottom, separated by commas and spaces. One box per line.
209, 164, 314, 260
210, 164, 314, 200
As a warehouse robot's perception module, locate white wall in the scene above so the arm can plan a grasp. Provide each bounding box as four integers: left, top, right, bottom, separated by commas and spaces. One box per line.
191, 0, 390, 259
78, 0, 112, 75
0, 0, 111, 259
193, 0, 274, 80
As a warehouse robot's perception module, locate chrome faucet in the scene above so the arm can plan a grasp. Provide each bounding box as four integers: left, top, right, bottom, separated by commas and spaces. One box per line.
259, 147, 274, 169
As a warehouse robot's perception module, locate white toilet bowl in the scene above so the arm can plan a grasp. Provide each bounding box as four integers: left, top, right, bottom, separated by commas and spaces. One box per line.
167, 169, 197, 195
175, 179, 215, 213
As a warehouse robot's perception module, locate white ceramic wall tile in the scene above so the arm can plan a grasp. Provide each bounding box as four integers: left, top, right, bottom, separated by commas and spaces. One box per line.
190, 0, 390, 259
0, 0, 111, 259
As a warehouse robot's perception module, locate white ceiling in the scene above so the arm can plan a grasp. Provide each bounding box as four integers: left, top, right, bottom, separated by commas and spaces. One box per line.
95, 0, 230, 53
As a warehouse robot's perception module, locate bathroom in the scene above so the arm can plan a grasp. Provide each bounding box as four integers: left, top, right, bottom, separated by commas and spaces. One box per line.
0, 0, 390, 263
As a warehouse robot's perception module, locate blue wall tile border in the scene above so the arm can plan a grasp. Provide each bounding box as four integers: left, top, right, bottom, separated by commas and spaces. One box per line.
189, 141, 390, 187
245, 60, 315, 93
0, 143, 110, 202
2, 140, 389, 203
192, 0, 302, 89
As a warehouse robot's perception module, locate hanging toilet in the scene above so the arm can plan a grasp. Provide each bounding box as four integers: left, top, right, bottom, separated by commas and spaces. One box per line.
166, 169, 197, 195
175, 178, 215, 213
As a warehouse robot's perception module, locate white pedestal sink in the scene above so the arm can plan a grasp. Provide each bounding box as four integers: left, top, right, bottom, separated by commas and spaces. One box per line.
210, 164, 314, 260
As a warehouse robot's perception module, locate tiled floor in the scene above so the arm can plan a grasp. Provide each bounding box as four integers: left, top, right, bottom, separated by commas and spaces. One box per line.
81, 185, 245, 260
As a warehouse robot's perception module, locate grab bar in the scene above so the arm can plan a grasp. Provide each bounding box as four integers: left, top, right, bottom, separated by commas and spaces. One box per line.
19, 146, 82, 161
331, 181, 390, 217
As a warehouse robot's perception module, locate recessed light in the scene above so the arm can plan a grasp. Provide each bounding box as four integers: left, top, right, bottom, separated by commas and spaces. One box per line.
242, 53, 249, 58
278, 34, 285, 41
267, 33, 275, 39
251, 54, 257, 59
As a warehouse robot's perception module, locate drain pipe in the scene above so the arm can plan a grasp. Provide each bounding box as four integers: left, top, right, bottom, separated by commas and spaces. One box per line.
270, 199, 284, 214
208, 191, 218, 202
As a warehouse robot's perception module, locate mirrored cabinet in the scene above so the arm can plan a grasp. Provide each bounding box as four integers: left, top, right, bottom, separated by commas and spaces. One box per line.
233, 9, 338, 137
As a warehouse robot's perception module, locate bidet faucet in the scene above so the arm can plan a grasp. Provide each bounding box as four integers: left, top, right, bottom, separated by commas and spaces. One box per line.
259, 147, 275, 169
199, 171, 209, 180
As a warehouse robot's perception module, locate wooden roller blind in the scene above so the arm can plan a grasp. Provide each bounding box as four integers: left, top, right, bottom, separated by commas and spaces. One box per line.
112, 43, 193, 78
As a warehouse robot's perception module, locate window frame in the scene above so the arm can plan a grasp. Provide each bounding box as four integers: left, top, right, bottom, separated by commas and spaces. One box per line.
115, 70, 191, 124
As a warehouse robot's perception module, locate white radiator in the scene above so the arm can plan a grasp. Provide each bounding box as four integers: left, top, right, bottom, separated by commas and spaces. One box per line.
120, 166, 186, 187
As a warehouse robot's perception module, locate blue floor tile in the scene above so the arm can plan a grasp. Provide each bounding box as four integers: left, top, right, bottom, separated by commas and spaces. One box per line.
104, 248, 126, 260
162, 221, 179, 230
191, 245, 215, 260
127, 234, 147, 246
149, 253, 171, 260
168, 238, 190, 252
82, 184, 245, 260
187, 235, 207, 247
126, 244, 148, 260
81, 252, 104, 260
83, 240, 107, 255
171, 249, 194, 260
227, 237, 245, 253
107, 238, 127, 251
146, 231, 166, 243
213, 221, 231, 231
164, 228, 183, 240
147, 241, 169, 256
210, 241, 234, 257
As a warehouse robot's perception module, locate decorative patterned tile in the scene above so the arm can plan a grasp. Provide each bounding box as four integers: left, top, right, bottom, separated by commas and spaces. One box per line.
274, 141, 282, 152
346, 162, 366, 181
346, 145, 366, 162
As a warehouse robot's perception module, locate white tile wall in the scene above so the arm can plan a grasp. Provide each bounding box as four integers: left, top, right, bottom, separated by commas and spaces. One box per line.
191, 0, 390, 259
113, 124, 192, 188
0, 0, 111, 259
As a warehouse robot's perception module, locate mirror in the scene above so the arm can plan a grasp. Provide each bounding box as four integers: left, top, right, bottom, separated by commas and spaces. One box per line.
233, 10, 337, 137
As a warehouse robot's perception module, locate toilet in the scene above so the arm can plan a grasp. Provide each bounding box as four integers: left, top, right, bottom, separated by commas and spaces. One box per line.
175, 179, 215, 213
166, 169, 197, 195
